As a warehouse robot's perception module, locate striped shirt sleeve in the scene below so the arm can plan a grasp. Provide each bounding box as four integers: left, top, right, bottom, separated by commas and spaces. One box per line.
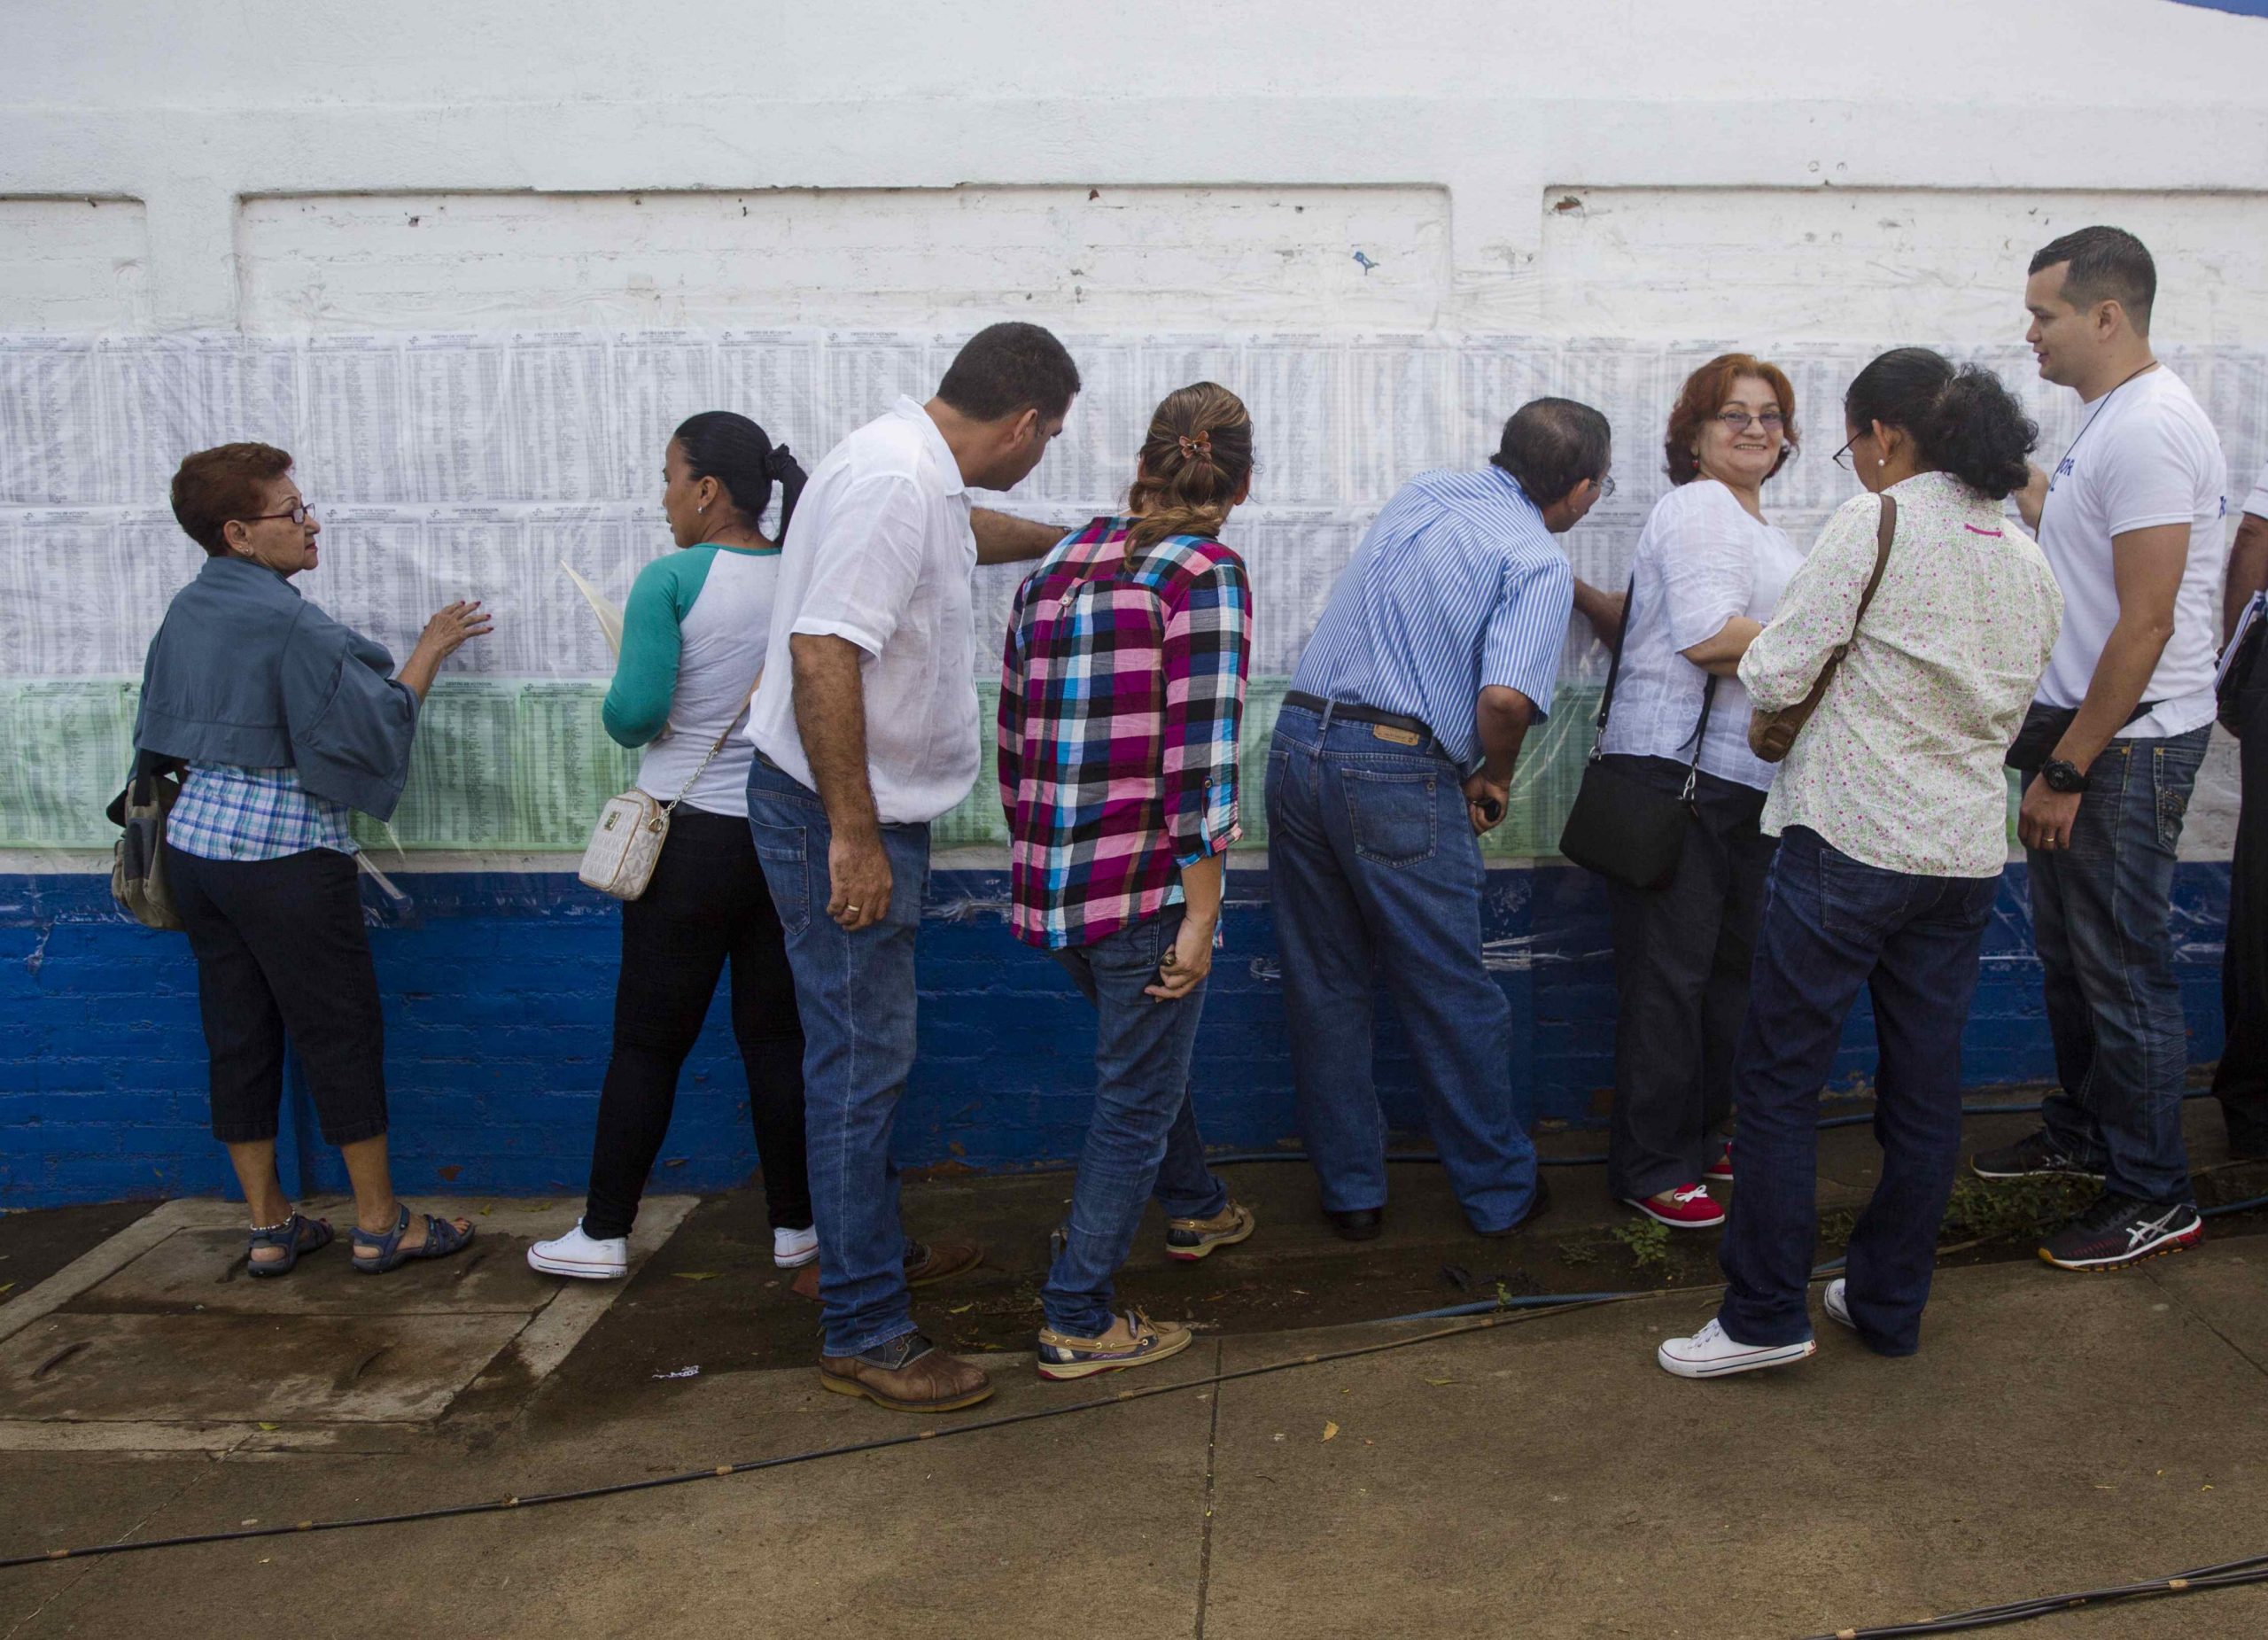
1478, 553, 1573, 719
1161, 554, 1253, 867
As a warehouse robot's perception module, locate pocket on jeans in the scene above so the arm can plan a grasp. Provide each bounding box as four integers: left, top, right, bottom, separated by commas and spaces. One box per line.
1815, 841, 1910, 943
1343, 767, 1437, 867
2154, 747, 2194, 850
747, 819, 811, 937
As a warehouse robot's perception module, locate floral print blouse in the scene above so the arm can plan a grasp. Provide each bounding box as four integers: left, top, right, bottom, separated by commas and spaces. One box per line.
1739, 470, 2063, 878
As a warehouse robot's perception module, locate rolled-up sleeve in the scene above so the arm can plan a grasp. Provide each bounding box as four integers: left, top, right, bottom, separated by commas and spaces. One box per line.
1479, 556, 1573, 720
281, 615, 419, 818
1739, 494, 1880, 711
1660, 484, 1760, 653
788, 473, 929, 656
1162, 557, 1252, 867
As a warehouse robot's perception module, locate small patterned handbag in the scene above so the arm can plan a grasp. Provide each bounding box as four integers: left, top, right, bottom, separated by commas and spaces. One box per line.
578, 676, 757, 901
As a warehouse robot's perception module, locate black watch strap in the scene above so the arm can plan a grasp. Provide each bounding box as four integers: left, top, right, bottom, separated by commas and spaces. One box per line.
2042, 758, 2087, 793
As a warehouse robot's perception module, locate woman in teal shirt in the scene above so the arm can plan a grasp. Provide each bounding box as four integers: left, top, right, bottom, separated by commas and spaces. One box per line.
532, 414, 815, 1280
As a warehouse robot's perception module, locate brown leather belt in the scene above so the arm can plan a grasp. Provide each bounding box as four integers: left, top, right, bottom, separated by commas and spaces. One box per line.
1282, 690, 1435, 746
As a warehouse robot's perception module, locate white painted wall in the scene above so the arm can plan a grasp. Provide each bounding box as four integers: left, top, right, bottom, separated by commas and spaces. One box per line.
3, 0, 2264, 337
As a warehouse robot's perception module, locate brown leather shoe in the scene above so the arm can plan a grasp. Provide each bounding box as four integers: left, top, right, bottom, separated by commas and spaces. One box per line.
819, 1332, 994, 1412
791, 1238, 985, 1302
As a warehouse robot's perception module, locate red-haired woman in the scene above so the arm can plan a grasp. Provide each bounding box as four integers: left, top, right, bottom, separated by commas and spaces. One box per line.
1580, 355, 1805, 1231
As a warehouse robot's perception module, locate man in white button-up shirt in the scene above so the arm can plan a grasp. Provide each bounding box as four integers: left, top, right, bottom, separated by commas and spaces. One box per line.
747, 323, 1078, 1414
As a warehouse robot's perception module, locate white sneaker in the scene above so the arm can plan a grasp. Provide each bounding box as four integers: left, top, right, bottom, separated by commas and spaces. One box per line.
773, 1224, 819, 1269
1823, 1279, 1853, 1331
1657, 1317, 1816, 1380
528, 1220, 626, 1279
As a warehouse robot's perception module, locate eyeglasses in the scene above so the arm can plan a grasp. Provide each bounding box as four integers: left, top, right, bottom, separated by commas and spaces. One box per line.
1831, 436, 1860, 471
1715, 411, 1786, 434
237, 499, 314, 527
1590, 474, 1618, 501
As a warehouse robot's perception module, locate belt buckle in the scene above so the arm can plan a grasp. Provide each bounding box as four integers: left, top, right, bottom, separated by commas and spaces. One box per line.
1371, 724, 1423, 746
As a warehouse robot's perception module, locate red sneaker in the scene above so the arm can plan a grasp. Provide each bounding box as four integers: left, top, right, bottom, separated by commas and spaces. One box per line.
1626, 1184, 1726, 1230
1703, 1141, 1734, 1184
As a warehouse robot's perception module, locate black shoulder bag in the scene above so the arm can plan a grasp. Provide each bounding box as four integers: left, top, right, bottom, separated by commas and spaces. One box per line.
1557, 576, 1717, 890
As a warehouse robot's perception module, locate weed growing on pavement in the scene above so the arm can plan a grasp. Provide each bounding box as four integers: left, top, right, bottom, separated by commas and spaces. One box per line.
1939, 1175, 2097, 1246
1611, 1219, 1674, 1275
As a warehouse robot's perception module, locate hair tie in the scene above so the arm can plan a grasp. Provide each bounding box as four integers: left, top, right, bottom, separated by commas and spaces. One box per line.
1177, 431, 1212, 463
767, 441, 793, 478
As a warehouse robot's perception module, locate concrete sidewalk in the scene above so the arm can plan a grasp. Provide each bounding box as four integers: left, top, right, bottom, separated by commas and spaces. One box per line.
3, 1240, 2266, 1638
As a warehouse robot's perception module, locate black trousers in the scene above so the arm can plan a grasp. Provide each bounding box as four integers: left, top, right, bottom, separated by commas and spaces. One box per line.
165, 844, 390, 1147
1600, 755, 1777, 1201
582, 805, 812, 1238
2217, 673, 2268, 1158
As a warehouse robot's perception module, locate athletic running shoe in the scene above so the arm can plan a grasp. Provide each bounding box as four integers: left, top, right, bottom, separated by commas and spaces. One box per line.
1703, 1140, 1734, 1184
1823, 1278, 1852, 1330
1036, 1310, 1194, 1381
527, 1219, 626, 1279
2038, 1193, 2203, 1271
1626, 1184, 1725, 1230
1656, 1317, 1816, 1380
1969, 1130, 2105, 1182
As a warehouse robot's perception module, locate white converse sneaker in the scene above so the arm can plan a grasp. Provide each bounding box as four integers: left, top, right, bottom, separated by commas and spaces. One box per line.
773, 1224, 819, 1269
1656, 1317, 1816, 1380
528, 1220, 626, 1279
1823, 1279, 1853, 1331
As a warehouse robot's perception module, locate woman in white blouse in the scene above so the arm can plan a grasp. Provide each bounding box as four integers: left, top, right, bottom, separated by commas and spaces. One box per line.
1579, 354, 1805, 1230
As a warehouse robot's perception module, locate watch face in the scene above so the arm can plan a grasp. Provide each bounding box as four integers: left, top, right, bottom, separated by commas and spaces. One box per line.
2046, 760, 2085, 793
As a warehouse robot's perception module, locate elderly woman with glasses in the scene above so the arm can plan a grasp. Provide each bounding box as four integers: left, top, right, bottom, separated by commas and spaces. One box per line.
1571, 354, 1805, 1232
134, 442, 489, 1277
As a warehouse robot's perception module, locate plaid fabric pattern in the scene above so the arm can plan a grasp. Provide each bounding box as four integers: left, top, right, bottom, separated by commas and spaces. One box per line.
166, 764, 359, 861
998, 516, 1252, 950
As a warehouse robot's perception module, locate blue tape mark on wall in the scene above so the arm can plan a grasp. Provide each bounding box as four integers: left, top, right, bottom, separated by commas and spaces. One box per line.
2164, 1, 2268, 15
0, 864, 2230, 1209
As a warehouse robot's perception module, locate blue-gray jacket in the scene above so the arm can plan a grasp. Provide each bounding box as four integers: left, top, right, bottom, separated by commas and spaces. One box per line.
134, 556, 421, 820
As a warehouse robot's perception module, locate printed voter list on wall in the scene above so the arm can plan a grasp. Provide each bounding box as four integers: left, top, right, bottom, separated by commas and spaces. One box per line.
2, 327, 2260, 857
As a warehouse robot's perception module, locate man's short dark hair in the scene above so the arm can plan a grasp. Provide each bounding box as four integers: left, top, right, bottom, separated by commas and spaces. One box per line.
936, 323, 1082, 423
1490, 398, 1612, 505
2030, 226, 2156, 333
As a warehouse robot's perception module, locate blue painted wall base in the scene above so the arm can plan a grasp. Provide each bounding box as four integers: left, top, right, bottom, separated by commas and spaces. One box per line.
0, 863, 2230, 1209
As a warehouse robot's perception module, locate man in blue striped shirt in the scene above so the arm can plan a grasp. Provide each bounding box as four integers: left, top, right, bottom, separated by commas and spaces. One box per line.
1265, 398, 1611, 1240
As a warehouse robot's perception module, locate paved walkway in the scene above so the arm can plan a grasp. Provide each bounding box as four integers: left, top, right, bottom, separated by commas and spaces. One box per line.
3, 1210, 2267, 1636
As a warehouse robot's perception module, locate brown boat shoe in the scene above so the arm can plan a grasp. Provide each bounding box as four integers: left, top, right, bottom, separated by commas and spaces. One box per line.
819, 1331, 994, 1413
1165, 1200, 1255, 1263
790, 1237, 985, 1302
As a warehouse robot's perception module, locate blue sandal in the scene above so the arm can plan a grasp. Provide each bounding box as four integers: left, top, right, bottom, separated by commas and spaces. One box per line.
245, 1212, 333, 1278
351, 1204, 475, 1274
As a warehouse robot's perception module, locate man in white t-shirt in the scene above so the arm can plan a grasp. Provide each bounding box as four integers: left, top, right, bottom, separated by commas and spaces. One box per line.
2214, 457, 2268, 1162
1972, 227, 2230, 1271
746, 323, 1079, 1413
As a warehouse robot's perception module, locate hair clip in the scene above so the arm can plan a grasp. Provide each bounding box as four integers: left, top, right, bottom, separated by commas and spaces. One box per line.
1177, 431, 1213, 462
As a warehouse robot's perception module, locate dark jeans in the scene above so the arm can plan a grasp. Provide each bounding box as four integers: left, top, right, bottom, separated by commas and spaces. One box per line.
1717, 828, 1999, 1356
581, 806, 810, 1241
165, 844, 389, 1147
2030, 726, 2210, 1206
746, 755, 931, 1359
1264, 704, 1541, 1232
2216, 675, 2268, 1157
1599, 755, 1777, 1201
1042, 907, 1231, 1337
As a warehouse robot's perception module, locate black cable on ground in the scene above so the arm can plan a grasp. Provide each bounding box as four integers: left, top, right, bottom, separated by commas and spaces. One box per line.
1797, 1549, 2268, 1637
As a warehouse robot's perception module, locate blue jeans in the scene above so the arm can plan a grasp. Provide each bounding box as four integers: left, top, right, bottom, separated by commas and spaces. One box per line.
2030, 727, 2209, 1206
1263, 704, 1540, 1232
1042, 907, 1231, 1337
1717, 828, 1999, 1356
746, 757, 929, 1358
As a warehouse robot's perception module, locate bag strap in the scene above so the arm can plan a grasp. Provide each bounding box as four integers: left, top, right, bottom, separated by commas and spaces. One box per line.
1779, 492, 1899, 735
1587, 575, 1638, 760
659, 670, 764, 817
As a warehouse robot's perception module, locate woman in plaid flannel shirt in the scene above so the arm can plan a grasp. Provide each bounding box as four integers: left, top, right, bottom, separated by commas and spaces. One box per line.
997, 383, 1262, 1381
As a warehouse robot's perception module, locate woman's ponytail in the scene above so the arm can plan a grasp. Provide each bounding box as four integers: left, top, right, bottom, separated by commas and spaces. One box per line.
1844, 349, 2038, 502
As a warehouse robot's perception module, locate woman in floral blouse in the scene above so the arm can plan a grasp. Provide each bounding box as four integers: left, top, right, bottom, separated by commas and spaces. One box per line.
1658, 349, 2063, 1380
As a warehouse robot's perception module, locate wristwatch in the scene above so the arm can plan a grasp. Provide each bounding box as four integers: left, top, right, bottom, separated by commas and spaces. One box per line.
2041, 758, 2087, 794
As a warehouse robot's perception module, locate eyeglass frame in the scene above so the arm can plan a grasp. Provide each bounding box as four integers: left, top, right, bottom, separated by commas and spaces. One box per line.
1713, 410, 1788, 434
235, 499, 315, 528
1588, 473, 1618, 501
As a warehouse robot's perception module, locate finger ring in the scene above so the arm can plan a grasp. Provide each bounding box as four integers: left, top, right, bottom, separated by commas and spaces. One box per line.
845, 905, 860, 913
